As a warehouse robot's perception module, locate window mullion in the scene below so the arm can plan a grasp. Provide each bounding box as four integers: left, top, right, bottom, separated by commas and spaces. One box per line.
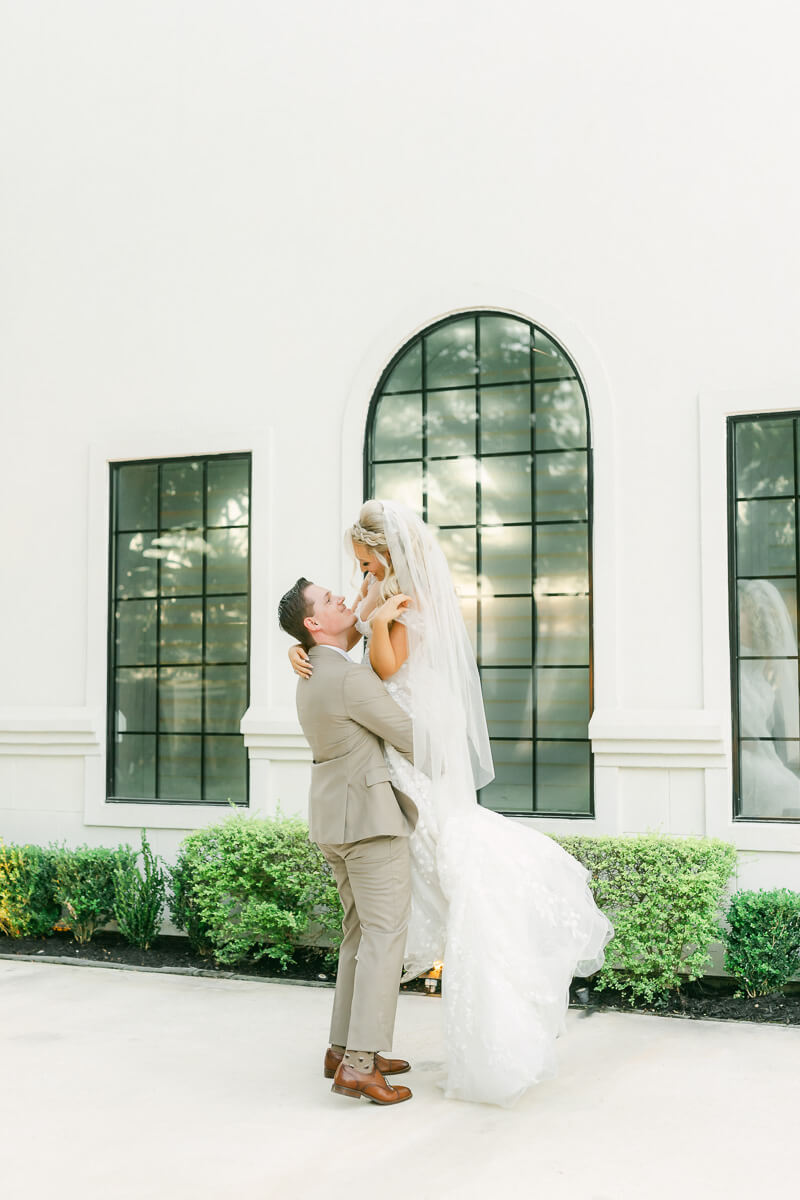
475, 312, 482, 678
201, 460, 208, 802
530, 326, 537, 814
155, 463, 162, 798
421, 334, 428, 523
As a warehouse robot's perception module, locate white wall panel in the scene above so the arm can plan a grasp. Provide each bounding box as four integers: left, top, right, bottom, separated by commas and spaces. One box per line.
1, 1, 800, 894
667, 769, 706, 838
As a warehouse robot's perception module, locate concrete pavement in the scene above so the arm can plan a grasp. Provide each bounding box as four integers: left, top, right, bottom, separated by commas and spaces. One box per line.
1, 959, 797, 1200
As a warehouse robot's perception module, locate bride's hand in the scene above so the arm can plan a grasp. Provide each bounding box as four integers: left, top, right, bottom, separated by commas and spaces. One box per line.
288, 644, 312, 679
371, 593, 411, 625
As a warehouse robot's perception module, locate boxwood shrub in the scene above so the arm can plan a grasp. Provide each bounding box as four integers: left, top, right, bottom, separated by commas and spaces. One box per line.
113, 831, 168, 951
53, 843, 137, 945
168, 811, 343, 970
0, 839, 60, 938
553, 833, 737, 1005
722, 888, 800, 997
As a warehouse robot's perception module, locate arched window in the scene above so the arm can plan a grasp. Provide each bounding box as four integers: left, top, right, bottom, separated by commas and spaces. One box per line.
365, 312, 593, 816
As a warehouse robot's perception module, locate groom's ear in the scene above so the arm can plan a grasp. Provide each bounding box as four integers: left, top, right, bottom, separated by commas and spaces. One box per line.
303, 615, 318, 635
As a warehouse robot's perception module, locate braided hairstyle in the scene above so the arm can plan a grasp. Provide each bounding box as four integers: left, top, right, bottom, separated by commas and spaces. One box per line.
347, 500, 402, 603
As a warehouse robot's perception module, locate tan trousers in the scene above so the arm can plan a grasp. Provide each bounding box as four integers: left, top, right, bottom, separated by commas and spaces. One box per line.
319, 835, 411, 1052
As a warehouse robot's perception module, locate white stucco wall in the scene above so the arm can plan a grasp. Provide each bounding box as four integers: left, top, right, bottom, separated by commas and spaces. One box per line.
2, 0, 800, 887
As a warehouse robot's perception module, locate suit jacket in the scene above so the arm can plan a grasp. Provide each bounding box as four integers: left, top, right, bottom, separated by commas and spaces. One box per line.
295, 644, 418, 845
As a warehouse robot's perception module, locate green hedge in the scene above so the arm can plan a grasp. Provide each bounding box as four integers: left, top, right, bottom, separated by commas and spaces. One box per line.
1, 817, 343, 967
5, 826, 752, 1003
168, 811, 343, 970
722, 889, 800, 997
0, 840, 60, 938
53, 843, 138, 944
553, 834, 738, 1005
168, 837, 215, 957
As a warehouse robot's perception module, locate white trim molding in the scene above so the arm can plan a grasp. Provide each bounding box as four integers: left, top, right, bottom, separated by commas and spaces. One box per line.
83, 428, 274, 830
241, 708, 312, 763
520, 710, 728, 840
699, 386, 800, 851
589, 708, 728, 769
0, 708, 102, 757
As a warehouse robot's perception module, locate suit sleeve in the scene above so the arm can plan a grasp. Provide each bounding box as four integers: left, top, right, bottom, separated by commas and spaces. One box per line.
343, 666, 414, 760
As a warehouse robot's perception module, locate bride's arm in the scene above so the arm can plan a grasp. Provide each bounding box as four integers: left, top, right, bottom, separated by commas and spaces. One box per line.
288, 643, 313, 679
369, 594, 411, 680
288, 625, 363, 678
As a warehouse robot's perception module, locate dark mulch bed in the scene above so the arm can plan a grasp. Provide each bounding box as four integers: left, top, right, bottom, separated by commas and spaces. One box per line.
3, 932, 799, 1025
0, 930, 336, 984
568, 976, 800, 1026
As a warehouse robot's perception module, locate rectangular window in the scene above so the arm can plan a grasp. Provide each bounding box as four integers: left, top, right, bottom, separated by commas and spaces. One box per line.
728, 415, 800, 820
107, 454, 251, 805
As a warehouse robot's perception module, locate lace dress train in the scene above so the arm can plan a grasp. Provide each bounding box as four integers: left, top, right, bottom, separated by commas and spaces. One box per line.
382, 662, 613, 1107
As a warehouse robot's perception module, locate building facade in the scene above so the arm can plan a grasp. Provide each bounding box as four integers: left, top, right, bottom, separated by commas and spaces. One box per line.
3, 2, 800, 900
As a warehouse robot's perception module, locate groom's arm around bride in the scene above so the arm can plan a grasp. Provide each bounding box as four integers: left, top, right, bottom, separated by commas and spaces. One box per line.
277, 577, 417, 1106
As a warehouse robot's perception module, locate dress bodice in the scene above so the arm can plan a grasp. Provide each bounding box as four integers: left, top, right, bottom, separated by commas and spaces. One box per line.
353, 593, 373, 642
354, 598, 413, 710
354, 614, 372, 640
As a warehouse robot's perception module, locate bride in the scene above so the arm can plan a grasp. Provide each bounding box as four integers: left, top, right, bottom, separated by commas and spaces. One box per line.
290, 498, 613, 1107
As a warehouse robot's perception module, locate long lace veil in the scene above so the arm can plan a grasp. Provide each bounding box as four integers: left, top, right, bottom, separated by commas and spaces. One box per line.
381, 501, 494, 821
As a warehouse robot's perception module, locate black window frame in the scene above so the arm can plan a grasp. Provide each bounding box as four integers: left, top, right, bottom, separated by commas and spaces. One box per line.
364, 310, 594, 818
106, 451, 252, 806
727, 411, 800, 822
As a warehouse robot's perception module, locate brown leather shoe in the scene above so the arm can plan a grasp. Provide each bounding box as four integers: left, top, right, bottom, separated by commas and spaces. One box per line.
331, 1062, 412, 1105
324, 1046, 411, 1079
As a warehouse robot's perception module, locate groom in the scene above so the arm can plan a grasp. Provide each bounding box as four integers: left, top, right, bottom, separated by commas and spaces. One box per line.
278, 577, 418, 1106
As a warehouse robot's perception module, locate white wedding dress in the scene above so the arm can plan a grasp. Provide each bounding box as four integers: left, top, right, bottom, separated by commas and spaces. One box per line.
354, 607, 614, 1108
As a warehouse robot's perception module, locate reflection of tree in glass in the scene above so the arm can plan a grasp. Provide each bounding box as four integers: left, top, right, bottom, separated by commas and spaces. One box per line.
211, 495, 247, 526
427, 456, 476, 519
383, 343, 421, 394
479, 318, 531, 381
535, 380, 586, 450
535, 331, 576, 380
735, 419, 794, 499
737, 503, 794, 543
736, 500, 795, 578
540, 452, 576, 479
160, 461, 203, 529
426, 319, 476, 385
738, 579, 800, 819
118, 532, 157, 596
424, 391, 478, 454
145, 531, 211, 571
374, 394, 422, 460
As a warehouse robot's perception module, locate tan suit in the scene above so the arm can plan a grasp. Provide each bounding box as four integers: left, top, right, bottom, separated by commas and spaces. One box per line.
297, 644, 418, 843
296, 643, 417, 1051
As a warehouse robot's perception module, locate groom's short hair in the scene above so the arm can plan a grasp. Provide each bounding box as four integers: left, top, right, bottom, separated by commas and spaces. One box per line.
278, 578, 315, 649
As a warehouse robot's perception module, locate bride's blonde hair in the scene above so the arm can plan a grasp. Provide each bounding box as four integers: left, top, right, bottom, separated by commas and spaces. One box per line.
347, 500, 401, 603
